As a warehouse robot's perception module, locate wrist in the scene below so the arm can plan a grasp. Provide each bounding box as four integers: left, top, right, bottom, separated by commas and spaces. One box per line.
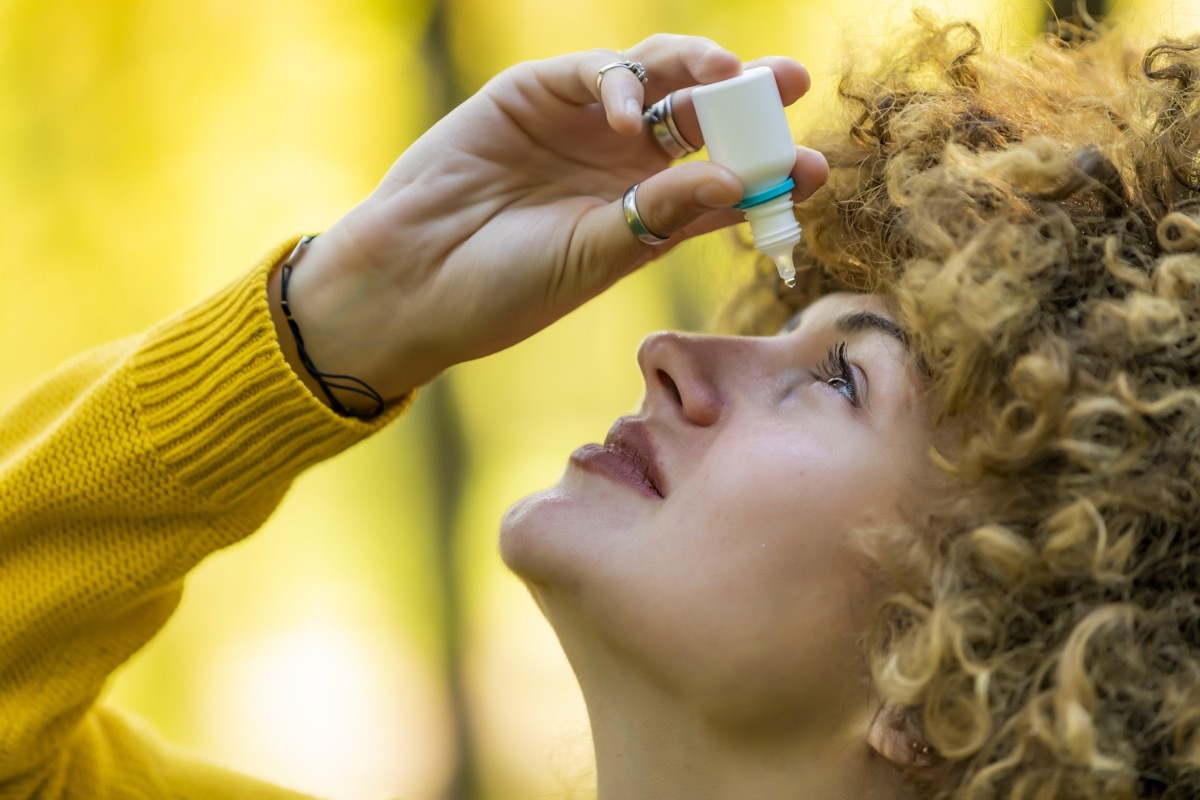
268, 233, 398, 416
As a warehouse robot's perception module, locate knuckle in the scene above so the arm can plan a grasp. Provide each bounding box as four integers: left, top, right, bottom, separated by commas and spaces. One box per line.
685, 38, 720, 60
638, 33, 669, 49
646, 196, 690, 238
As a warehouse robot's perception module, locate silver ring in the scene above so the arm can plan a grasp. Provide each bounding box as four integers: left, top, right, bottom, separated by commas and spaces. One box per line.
643, 93, 698, 159
596, 60, 648, 96
622, 183, 668, 245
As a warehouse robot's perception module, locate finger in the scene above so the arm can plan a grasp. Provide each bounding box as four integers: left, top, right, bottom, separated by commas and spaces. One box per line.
596, 59, 648, 136
664, 59, 811, 153
623, 147, 828, 246
537, 35, 739, 107
529, 48, 631, 105
590, 36, 740, 136
571, 161, 745, 278
527, 38, 741, 135
623, 34, 742, 99
526, 48, 646, 135
744, 56, 810, 105
671, 205, 746, 240
792, 146, 830, 201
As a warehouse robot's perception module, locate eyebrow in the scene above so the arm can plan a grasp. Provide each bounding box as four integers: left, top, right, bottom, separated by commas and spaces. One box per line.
833, 310, 909, 350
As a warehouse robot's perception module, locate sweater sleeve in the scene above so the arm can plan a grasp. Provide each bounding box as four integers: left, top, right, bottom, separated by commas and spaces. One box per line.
0, 238, 412, 800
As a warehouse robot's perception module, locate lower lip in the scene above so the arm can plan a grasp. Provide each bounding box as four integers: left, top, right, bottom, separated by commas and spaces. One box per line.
569, 444, 662, 500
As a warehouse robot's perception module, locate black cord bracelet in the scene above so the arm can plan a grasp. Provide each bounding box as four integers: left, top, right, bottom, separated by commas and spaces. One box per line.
279, 234, 386, 419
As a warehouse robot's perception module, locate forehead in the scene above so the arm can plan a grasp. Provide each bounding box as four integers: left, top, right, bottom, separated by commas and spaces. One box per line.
790, 292, 898, 328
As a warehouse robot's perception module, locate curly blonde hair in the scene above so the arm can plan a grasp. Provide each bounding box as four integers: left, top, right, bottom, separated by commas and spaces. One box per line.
725, 12, 1200, 800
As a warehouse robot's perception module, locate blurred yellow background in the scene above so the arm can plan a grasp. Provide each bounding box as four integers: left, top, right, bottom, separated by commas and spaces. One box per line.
0, 0, 1191, 798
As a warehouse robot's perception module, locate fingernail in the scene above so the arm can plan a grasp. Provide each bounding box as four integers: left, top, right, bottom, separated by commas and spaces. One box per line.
625, 97, 642, 118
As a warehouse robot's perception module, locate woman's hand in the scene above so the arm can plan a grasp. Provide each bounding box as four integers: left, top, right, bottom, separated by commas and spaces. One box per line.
270, 34, 829, 407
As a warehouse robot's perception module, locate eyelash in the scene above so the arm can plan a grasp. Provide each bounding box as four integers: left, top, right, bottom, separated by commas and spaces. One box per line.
811, 341, 860, 407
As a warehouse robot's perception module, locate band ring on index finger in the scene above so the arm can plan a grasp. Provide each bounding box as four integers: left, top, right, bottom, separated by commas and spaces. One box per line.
596, 59, 648, 96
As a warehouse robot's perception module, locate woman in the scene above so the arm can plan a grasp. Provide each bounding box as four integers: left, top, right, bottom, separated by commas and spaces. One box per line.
0, 18, 1195, 800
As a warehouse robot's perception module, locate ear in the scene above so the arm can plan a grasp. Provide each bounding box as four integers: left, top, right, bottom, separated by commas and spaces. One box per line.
867, 702, 934, 767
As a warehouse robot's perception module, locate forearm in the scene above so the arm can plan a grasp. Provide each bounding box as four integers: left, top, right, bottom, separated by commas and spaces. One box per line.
0, 240, 407, 794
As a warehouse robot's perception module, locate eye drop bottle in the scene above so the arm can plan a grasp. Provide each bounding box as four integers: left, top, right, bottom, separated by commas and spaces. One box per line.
691, 66, 801, 286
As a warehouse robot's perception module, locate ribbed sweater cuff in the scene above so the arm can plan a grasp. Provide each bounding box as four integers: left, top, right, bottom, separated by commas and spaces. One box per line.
128, 238, 411, 507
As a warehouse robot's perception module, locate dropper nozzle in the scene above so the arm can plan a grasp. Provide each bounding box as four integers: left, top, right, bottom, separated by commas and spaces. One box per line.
740, 193, 801, 289
771, 251, 797, 288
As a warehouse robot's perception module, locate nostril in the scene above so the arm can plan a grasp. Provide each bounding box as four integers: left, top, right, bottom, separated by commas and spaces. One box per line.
657, 369, 683, 407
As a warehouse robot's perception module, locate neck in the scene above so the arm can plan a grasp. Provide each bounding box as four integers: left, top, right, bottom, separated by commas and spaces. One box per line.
571, 647, 899, 800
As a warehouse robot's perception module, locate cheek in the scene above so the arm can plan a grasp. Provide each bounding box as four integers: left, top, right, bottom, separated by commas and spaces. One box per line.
688, 434, 871, 618
690, 423, 879, 552
579, 428, 886, 715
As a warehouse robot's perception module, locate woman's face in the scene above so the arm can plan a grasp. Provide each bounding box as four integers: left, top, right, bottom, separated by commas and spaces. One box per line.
501, 292, 936, 736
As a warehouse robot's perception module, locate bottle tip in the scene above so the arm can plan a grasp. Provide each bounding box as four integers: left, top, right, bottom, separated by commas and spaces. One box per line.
770, 251, 797, 288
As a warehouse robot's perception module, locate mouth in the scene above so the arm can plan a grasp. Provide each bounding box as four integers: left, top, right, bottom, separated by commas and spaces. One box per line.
569, 417, 667, 500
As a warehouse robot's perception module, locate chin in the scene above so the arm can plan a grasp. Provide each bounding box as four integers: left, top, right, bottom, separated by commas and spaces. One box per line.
498, 487, 555, 581
499, 471, 645, 591
497, 482, 593, 587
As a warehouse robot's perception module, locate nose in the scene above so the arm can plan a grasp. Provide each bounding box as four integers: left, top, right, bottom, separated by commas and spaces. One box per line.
636, 331, 725, 427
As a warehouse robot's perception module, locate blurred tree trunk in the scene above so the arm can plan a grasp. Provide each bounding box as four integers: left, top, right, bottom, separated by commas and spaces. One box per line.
417, 2, 482, 798
1048, 0, 1109, 31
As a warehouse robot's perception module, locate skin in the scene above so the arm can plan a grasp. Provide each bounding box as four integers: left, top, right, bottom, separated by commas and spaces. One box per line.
264, 32, 930, 800
500, 293, 936, 800
266, 35, 829, 410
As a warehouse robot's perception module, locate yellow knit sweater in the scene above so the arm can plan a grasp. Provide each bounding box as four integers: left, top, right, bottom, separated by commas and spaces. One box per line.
0, 239, 409, 799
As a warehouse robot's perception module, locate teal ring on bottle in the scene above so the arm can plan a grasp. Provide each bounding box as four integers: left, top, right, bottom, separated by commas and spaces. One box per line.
734, 177, 795, 210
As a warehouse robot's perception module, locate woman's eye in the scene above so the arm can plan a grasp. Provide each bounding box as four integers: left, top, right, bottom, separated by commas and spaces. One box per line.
810, 341, 860, 407
827, 375, 852, 395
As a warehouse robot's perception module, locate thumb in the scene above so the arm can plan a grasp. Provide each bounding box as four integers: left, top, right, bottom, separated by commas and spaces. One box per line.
573, 160, 745, 283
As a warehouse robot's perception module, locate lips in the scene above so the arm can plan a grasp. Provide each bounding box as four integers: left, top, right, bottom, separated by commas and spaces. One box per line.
569, 417, 667, 499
